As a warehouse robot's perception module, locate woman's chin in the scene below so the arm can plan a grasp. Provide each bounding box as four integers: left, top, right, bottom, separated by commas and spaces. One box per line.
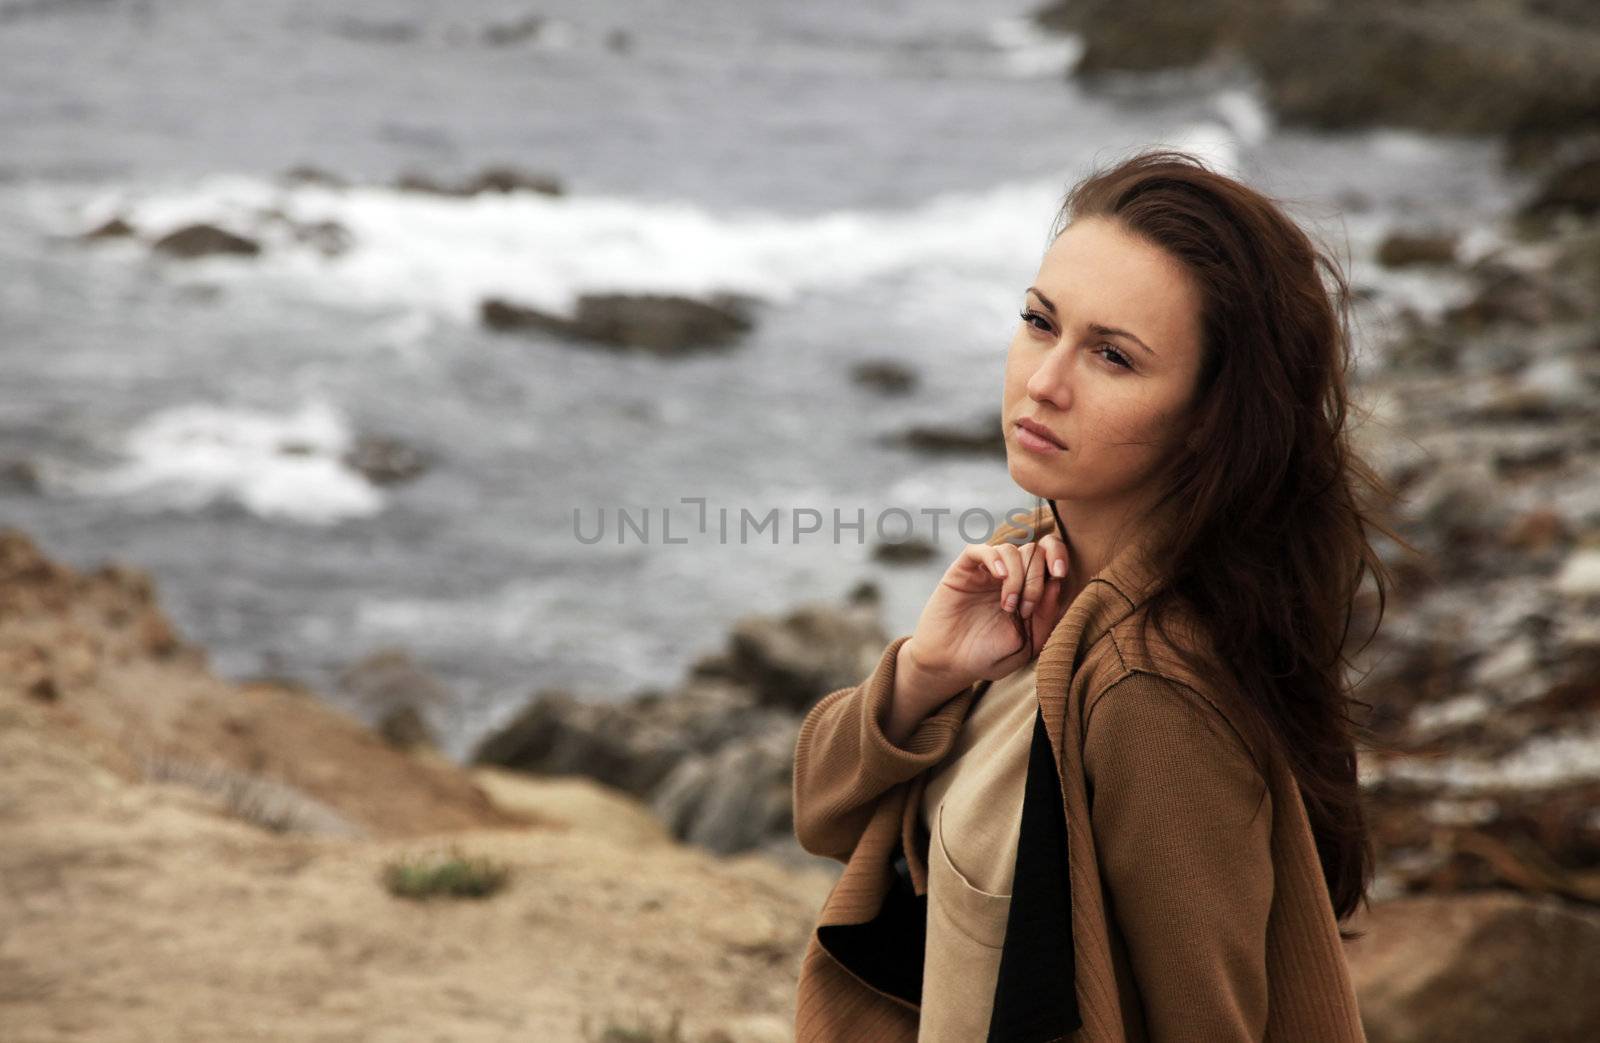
1007, 455, 1070, 498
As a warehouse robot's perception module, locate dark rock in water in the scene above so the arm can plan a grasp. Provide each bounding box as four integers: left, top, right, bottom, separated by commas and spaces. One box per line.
330, 17, 419, 45
1031, 0, 1249, 74
1376, 230, 1460, 269
481, 292, 755, 354
463, 165, 563, 196
257, 207, 353, 257
472, 597, 893, 853
470, 678, 771, 798
872, 536, 939, 565
342, 434, 429, 486
395, 166, 563, 197
1244, 6, 1600, 137
1034, 0, 1600, 140
884, 412, 1006, 457
280, 165, 349, 188
569, 292, 755, 351
689, 601, 888, 712
291, 219, 353, 258
152, 224, 261, 259
482, 15, 544, 47
394, 172, 464, 195
474, 678, 804, 854
846, 579, 881, 606
83, 216, 135, 239
649, 724, 801, 854
480, 297, 564, 334
850, 359, 919, 395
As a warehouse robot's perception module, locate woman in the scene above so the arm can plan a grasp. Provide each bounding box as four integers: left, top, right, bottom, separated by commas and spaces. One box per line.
791, 148, 1406, 1042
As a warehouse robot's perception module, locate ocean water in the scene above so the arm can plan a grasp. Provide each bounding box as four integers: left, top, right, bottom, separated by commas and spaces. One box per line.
0, 0, 1527, 760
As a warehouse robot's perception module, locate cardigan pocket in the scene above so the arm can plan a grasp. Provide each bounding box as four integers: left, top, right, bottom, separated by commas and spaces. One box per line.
928, 801, 1012, 950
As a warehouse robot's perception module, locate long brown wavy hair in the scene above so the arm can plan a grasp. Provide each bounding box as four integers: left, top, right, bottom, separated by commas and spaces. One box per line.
999, 148, 1415, 940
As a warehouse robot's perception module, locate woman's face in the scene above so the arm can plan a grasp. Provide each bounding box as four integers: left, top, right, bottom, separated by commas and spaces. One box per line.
1003, 215, 1206, 518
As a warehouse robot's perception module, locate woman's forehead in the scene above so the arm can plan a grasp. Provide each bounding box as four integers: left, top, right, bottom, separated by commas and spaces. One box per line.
1032, 220, 1204, 364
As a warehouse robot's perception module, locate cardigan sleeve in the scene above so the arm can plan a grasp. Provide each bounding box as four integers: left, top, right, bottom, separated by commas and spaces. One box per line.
1082, 670, 1274, 1042
791, 634, 977, 863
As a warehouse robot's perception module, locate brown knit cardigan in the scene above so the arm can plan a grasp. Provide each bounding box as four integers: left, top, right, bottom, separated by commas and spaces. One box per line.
790, 506, 1369, 1041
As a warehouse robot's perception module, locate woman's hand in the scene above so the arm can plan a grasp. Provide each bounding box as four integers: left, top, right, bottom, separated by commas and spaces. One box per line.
899, 532, 1072, 708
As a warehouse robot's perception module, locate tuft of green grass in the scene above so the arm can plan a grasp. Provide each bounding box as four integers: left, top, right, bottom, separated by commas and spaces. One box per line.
579, 1006, 687, 1043
381, 844, 510, 900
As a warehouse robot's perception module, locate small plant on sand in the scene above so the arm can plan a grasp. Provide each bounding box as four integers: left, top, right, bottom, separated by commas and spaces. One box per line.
381, 843, 509, 900
579, 1005, 687, 1043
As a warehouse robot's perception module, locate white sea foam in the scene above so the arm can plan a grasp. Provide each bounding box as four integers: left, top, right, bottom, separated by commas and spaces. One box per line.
1153, 122, 1242, 179
52, 172, 1073, 327
68, 398, 383, 523
984, 17, 1084, 78
1208, 87, 1274, 145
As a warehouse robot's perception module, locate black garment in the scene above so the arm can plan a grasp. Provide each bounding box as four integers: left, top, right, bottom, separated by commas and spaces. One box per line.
815, 704, 1082, 1041
987, 703, 1082, 1041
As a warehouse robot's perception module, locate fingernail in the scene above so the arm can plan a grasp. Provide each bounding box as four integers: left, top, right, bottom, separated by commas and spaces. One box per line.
1022, 599, 1035, 619
993, 560, 1007, 578
1004, 593, 1018, 611
1051, 558, 1065, 578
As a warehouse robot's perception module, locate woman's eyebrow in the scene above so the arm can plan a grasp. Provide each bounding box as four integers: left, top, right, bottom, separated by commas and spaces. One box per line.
1025, 286, 1159, 358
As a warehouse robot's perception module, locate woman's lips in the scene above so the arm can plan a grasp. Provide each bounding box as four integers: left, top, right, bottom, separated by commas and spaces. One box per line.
1014, 419, 1066, 453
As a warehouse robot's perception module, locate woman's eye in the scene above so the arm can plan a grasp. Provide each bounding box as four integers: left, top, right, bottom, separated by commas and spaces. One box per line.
1016, 312, 1132, 370
1096, 344, 1133, 369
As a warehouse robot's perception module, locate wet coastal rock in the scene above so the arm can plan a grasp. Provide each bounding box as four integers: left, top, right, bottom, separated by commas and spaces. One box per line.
472, 597, 888, 853
882, 410, 1007, 457
151, 223, 262, 259
394, 164, 564, 197
1031, 0, 1600, 141
480, 291, 757, 354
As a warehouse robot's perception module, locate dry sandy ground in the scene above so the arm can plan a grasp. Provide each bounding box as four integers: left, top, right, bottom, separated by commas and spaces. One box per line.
0, 699, 838, 1042
0, 533, 839, 1042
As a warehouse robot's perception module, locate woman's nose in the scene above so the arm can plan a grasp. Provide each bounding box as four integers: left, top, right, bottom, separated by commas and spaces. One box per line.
1026, 347, 1073, 410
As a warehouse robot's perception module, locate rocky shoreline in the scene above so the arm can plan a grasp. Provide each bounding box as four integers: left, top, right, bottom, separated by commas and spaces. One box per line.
7, 1, 1600, 1037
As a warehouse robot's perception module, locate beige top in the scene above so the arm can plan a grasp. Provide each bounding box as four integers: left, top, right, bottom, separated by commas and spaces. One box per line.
915, 659, 1040, 1043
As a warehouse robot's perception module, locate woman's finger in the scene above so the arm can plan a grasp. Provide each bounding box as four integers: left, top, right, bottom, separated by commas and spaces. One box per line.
1030, 557, 1067, 641
993, 542, 1025, 614
957, 541, 1007, 586
1037, 532, 1069, 579
1017, 542, 1050, 620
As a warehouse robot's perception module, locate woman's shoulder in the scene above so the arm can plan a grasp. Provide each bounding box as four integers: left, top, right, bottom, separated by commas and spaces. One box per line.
1086, 602, 1269, 773
1105, 598, 1215, 685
